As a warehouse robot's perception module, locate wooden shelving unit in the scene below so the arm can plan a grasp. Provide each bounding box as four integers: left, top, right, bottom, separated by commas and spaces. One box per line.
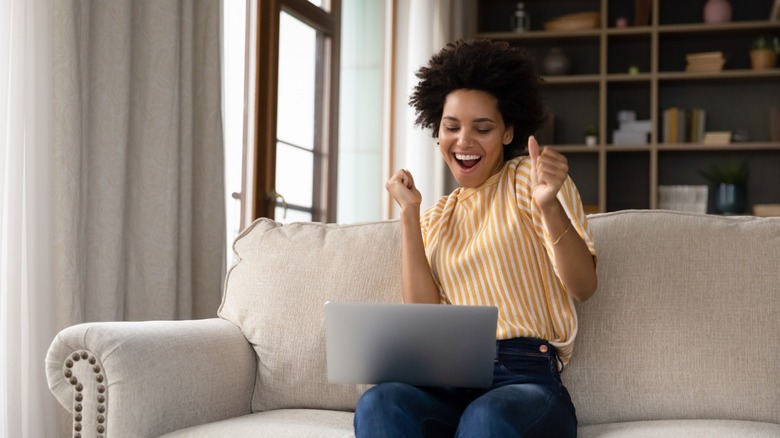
471, 0, 780, 213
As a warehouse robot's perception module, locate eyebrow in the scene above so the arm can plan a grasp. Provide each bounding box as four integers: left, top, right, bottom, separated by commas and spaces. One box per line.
442, 116, 496, 123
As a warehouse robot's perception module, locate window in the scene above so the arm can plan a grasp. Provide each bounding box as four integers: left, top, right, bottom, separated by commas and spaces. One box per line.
253, 0, 340, 223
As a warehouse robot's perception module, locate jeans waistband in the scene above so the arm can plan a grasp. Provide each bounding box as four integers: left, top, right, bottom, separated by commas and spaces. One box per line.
495, 337, 556, 359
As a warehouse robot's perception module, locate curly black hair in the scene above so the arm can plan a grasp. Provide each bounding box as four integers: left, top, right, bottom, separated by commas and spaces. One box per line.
409, 39, 548, 160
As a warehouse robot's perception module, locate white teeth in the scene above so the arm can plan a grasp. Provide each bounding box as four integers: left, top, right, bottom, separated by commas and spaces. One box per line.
455, 154, 480, 161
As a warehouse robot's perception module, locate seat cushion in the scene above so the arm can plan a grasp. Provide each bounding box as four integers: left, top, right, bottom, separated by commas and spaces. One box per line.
579, 419, 780, 438
159, 409, 355, 438
218, 219, 402, 412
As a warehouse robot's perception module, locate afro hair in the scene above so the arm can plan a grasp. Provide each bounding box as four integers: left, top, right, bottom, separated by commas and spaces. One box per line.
409, 39, 548, 159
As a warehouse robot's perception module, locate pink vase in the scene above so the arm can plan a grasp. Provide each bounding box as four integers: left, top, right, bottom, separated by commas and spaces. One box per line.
703, 0, 732, 24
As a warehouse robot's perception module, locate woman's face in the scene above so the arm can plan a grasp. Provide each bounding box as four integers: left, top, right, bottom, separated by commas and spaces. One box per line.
437, 89, 514, 188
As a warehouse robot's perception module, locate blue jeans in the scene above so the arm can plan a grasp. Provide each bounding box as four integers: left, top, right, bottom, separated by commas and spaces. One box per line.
353, 337, 577, 438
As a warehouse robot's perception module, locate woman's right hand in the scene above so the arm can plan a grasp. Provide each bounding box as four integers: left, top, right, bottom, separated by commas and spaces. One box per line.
385, 169, 422, 210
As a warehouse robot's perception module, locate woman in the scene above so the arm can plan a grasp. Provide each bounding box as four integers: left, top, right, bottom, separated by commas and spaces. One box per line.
354, 39, 597, 438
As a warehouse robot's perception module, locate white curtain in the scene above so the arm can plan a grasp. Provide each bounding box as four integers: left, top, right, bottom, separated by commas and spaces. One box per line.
1, 1, 58, 437
52, 0, 226, 326
390, 0, 466, 215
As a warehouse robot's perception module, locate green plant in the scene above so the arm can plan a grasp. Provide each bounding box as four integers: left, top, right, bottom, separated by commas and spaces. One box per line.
584, 126, 598, 136
699, 161, 748, 185
752, 35, 780, 52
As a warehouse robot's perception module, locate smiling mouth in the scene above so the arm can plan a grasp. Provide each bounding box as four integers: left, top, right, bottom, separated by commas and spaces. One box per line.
455, 153, 481, 169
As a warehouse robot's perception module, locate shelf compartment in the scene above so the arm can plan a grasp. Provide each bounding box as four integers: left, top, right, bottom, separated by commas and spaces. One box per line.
477, 0, 602, 34
607, 32, 651, 75
659, 81, 780, 143
607, 81, 651, 145
566, 153, 600, 209
606, 150, 650, 211
658, 0, 777, 26
542, 83, 600, 145
658, 149, 780, 213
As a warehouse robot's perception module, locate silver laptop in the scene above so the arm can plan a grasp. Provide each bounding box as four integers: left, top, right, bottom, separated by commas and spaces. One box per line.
325, 301, 498, 388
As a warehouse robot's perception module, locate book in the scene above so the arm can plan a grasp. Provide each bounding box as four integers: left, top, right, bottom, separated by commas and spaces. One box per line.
634, 0, 651, 26
663, 107, 707, 144
685, 51, 725, 73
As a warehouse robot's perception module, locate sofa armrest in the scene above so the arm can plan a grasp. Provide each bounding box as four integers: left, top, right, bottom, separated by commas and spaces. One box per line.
45, 318, 256, 438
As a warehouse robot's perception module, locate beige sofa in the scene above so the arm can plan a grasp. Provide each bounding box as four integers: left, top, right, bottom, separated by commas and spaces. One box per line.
46, 210, 780, 437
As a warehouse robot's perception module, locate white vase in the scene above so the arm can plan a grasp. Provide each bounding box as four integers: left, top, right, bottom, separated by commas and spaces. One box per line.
543, 48, 571, 76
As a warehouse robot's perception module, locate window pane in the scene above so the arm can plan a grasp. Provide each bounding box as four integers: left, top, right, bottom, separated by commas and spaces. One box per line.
275, 206, 313, 224
277, 12, 316, 150
276, 142, 313, 208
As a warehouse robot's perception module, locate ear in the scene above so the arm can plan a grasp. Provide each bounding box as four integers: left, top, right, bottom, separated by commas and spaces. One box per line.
503, 125, 514, 145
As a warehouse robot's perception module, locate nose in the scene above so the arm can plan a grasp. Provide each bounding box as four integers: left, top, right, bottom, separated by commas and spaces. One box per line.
456, 129, 472, 147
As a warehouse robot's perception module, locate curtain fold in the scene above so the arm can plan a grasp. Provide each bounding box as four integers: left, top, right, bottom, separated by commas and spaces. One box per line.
390, 0, 465, 215
52, 0, 226, 327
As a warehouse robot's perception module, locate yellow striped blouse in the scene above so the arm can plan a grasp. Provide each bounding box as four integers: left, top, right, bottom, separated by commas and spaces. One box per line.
420, 155, 596, 366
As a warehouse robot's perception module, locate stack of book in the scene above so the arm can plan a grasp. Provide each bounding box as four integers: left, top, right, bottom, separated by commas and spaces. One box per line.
685, 51, 725, 73
662, 107, 707, 144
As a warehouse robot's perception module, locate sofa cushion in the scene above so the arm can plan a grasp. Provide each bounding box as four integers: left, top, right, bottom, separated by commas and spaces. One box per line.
565, 210, 780, 426
578, 419, 780, 438
159, 409, 355, 438
218, 219, 402, 412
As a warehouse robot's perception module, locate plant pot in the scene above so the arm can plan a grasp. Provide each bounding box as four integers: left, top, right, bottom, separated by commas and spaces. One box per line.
715, 183, 746, 215
750, 48, 777, 70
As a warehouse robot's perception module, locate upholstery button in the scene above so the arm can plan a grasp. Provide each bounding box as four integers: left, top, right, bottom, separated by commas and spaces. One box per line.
75, 403, 82, 412
97, 425, 105, 433
98, 405, 105, 413
539, 344, 549, 353
97, 415, 105, 423
98, 395, 105, 403
97, 385, 105, 393
74, 423, 82, 432
89, 357, 97, 365
72, 353, 80, 361
69, 377, 77, 385
93, 365, 101, 373
64, 370, 72, 378
75, 413, 82, 422
66, 360, 73, 368
75, 383, 83, 392
81, 352, 88, 360
75, 394, 83, 402
96, 374, 104, 383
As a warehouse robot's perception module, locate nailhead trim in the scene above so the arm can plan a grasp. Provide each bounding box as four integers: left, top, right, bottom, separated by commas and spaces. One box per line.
64, 350, 107, 438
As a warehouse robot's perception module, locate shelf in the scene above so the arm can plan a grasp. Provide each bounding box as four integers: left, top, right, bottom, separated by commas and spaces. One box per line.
543, 74, 601, 84
476, 29, 601, 40
658, 69, 780, 80
657, 142, 780, 151
658, 20, 780, 35
473, 0, 780, 213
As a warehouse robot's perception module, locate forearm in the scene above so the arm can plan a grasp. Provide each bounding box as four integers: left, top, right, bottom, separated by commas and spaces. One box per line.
540, 201, 597, 301
399, 207, 441, 304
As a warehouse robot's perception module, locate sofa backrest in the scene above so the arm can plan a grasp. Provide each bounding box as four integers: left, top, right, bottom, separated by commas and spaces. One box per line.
564, 210, 780, 426
218, 218, 402, 412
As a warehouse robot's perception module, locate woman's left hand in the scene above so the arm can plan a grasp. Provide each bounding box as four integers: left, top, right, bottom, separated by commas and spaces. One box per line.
528, 136, 568, 210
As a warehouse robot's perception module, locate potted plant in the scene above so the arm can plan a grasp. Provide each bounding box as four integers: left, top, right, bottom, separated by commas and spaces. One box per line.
699, 161, 748, 215
584, 126, 598, 146
750, 35, 779, 70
